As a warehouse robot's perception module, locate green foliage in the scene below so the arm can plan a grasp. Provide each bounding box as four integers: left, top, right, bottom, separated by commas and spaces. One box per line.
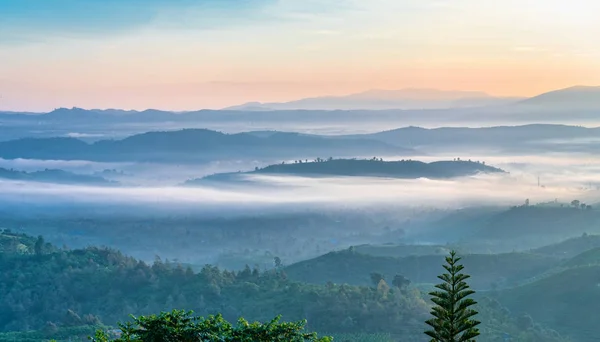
475, 297, 567, 342
326, 332, 393, 342
90, 310, 331, 342
495, 264, 600, 341
0, 230, 52, 255
34, 235, 44, 256
0, 233, 575, 341
425, 251, 480, 342
0, 240, 430, 338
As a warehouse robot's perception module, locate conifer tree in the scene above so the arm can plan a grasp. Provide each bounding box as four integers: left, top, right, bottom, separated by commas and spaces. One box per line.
425, 250, 480, 342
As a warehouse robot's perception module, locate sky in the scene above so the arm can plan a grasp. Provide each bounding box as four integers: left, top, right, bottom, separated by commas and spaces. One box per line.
1, 0, 600, 111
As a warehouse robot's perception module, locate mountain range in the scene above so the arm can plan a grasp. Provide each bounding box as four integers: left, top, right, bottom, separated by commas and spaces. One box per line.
1, 86, 598, 119
517, 85, 600, 110
224, 88, 524, 111
0, 129, 413, 163
2, 124, 600, 163
225, 86, 600, 111
0, 86, 599, 145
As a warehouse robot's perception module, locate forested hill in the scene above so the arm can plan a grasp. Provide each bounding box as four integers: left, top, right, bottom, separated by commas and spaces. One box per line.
255, 159, 503, 177
0, 168, 116, 186
0, 230, 565, 342
189, 159, 504, 185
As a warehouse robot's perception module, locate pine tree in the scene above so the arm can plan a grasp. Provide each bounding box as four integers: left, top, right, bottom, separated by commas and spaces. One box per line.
425, 250, 480, 342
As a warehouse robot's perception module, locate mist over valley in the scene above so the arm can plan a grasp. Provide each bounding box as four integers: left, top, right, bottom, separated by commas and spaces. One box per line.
2, 2, 600, 339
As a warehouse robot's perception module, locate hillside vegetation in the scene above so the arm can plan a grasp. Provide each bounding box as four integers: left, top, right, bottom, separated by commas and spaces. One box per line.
495, 264, 600, 341
0, 231, 566, 341
284, 248, 559, 290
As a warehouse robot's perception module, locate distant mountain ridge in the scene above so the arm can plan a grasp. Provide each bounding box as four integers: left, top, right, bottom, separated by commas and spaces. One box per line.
0, 85, 596, 118
0, 86, 598, 144
225, 88, 523, 111
0, 168, 115, 186
0, 129, 413, 163
352, 124, 600, 152
3, 124, 600, 163
516, 85, 600, 110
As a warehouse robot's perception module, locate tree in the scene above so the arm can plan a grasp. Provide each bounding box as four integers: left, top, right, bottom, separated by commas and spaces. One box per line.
274, 256, 282, 268
90, 310, 332, 342
34, 235, 44, 256
392, 274, 411, 290
370, 272, 384, 286
425, 251, 480, 342
571, 199, 580, 208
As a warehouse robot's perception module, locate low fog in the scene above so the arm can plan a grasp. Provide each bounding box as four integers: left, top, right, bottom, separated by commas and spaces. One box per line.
0, 153, 598, 209
2, 150, 600, 271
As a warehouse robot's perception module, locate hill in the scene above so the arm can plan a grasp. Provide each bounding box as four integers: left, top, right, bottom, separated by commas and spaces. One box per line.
0, 130, 412, 163
468, 206, 600, 243
531, 233, 600, 259
516, 85, 600, 110
495, 265, 600, 340
225, 88, 520, 111
0, 231, 568, 342
186, 159, 503, 185
0, 168, 115, 186
352, 244, 453, 258
356, 124, 600, 152
284, 248, 559, 290
562, 247, 600, 268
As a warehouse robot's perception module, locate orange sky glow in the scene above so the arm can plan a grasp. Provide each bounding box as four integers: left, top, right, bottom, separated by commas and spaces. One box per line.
1, 0, 599, 111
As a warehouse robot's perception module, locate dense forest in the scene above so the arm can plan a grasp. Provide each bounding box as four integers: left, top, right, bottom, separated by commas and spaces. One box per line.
0, 230, 571, 341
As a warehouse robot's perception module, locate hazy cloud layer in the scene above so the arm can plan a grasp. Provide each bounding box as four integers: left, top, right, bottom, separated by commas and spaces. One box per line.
0, 153, 598, 209
0, 172, 592, 209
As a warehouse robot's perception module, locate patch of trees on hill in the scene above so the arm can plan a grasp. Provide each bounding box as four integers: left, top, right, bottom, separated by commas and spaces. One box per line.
190, 158, 504, 185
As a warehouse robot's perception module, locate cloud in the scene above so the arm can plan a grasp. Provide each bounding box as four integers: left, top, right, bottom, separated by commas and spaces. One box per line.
0, 0, 273, 42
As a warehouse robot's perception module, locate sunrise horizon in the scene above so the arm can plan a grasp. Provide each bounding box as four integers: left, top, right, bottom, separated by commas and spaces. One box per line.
2, 0, 600, 111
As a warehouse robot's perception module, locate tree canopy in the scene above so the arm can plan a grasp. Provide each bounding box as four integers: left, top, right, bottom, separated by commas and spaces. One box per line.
425, 251, 480, 342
